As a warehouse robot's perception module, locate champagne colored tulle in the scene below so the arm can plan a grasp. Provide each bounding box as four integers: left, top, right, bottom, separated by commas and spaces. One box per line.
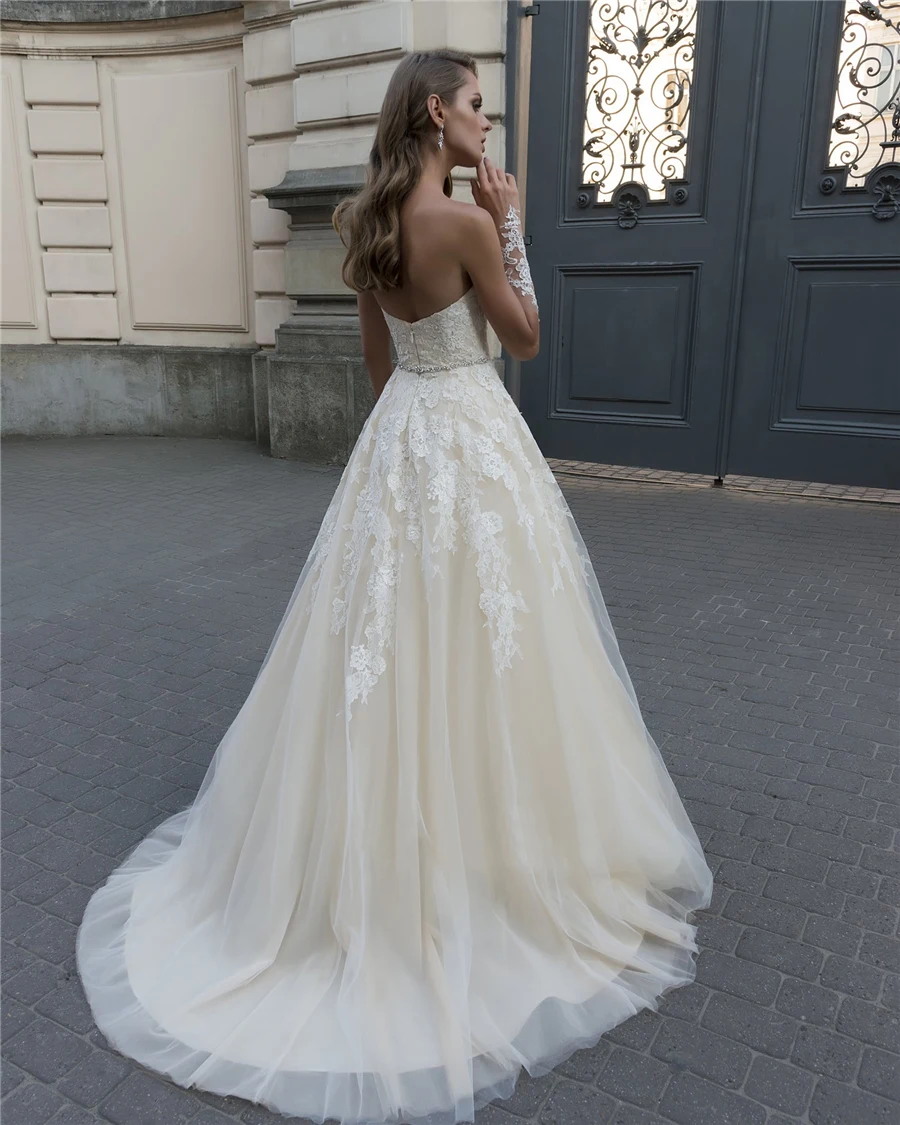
76, 287, 713, 1124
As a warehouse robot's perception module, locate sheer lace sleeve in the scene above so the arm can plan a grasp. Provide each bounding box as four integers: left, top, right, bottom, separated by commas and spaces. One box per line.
498, 205, 538, 317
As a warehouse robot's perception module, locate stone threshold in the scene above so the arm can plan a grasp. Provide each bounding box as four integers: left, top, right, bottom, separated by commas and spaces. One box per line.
545, 458, 900, 506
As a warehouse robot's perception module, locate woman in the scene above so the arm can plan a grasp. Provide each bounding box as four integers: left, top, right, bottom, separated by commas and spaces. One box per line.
76, 49, 713, 1125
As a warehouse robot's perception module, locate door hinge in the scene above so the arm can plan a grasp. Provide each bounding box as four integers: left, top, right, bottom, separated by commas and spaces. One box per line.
522, 4, 540, 16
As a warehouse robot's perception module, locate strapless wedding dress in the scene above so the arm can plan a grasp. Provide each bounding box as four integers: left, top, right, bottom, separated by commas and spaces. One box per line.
76, 285, 713, 1125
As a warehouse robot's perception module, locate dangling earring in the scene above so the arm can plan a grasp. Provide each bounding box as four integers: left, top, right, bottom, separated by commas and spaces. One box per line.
437, 124, 444, 151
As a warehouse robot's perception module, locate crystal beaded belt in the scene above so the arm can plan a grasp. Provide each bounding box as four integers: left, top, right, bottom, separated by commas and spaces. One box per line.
395, 356, 493, 376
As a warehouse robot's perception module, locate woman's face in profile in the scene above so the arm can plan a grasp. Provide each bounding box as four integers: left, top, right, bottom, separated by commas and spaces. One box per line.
446, 70, 492, 168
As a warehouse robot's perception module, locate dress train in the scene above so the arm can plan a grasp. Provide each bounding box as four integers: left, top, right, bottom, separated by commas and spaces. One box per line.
76, 285, 713, 1124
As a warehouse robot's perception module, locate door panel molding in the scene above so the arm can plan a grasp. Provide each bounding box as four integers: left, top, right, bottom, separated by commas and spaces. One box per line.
548, 263, 701, 426
770, 256, 900, 435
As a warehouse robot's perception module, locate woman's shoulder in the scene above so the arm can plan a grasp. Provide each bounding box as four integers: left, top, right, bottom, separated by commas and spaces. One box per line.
404, 195, 485, 235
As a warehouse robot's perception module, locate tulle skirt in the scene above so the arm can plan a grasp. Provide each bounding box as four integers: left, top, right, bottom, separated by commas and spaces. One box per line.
76, 360, 713, 1124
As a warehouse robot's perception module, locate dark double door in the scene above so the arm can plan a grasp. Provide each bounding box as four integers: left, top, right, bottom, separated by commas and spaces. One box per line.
521, 0, 900, 488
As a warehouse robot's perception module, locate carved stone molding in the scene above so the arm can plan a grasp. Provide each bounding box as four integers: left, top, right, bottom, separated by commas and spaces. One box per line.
0, 2, 241, 23
259, 165, 375, 463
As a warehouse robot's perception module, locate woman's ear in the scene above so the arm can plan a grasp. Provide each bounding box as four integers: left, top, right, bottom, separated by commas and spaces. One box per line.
427, 92, 444, 129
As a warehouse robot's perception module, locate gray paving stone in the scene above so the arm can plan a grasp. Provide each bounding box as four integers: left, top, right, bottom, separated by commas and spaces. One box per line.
492, 1071, 556, 1118
650, 1017, 751, 1090
604, 1106, 668, 1125
239, 1102, 304, 1125
49, 812, 110, 845
4, 959, 65, 1005
537, 1079, 615, 1125
809, 785, 878, 821
1, 850, 43, 888
763, 872, 844, 919
858, 1046, 900, 1102
774, 978, 840, 1028
753, 841, 829, 881
710, 857, 767, 894
845, 893, 899, 935
3, 824, 53, 855
799, 763, 866, 794
46, 1105, 99, 1124
0, 1081, 67, 1125
15, 915, 78, 966
880, 973, 900, 1014
594, 1047, 671, 1107
848, 818, 896, 850
56, 1050, 131, 1108
3, 1016, 92, 1082
744, 1054, 814, 1115
655, 982, 707, 1023
97, 1071, 201, 1124
1, 899, 43, 941
22, 837, 91, 876
0, 996, 36, 1045
603, 1009, 660, 1051
739, 817, 790, 844
3, 437, 899, 1125
722, 891, 806, 938
0, 1058, 27, 1096
694, 948, 780, 1004
96, 795, 162, 830
22, 799, 71, 829
735, 925, 823, 982
700, 993, 797, 1058
657, 1071, 766, 1125
554, 1039, 612, 1084
835, 996, 900, 1052
827, 863, 879, 898
33, 977, 95, 1035
792, 1024, 865, 1081
810, 1076, 899, 1125
41, 885, 93, 927
802, 914, 861, 958
862, 846, 900, 880
859, 931, 900, 974
188, 1110, 243, 1125
820, 953, 884, 1001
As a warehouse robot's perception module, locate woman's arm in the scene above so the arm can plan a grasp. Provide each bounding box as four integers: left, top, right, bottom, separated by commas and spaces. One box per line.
357, 289, 395, 400
464, 157, 539, 362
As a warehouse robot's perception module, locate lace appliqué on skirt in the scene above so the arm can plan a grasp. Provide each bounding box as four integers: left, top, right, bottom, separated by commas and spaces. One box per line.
304, 368, 581, 717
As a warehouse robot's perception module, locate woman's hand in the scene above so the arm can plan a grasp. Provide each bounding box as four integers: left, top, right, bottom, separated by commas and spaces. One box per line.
471, 156, 521, 231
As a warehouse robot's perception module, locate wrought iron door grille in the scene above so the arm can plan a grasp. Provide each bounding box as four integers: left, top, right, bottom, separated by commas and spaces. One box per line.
827, 0, 900, 186
580, 0, 698, 217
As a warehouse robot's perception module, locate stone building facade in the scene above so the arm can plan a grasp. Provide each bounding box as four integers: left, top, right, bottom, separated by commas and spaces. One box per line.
1, 0, 523, 460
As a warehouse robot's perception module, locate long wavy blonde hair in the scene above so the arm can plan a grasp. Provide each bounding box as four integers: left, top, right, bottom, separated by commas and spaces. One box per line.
332, 49, 477, 293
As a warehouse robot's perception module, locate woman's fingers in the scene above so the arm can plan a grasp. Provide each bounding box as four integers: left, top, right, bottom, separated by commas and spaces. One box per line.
476, 156, 516, 217
484, 157, 517, 186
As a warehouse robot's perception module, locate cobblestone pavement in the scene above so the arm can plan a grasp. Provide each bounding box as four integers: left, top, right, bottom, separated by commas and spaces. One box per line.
2, 436, 898, 1125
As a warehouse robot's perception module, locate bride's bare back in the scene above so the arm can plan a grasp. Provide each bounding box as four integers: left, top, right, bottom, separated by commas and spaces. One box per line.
357, 156, 539, 398
373, 194, 473, 325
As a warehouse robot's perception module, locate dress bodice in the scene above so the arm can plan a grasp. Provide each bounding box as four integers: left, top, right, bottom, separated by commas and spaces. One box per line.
380, 287, 493, 374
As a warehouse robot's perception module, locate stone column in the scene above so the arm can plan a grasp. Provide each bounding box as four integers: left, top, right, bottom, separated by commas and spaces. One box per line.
260, 165, 374, 464
256, 0, 509, 465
